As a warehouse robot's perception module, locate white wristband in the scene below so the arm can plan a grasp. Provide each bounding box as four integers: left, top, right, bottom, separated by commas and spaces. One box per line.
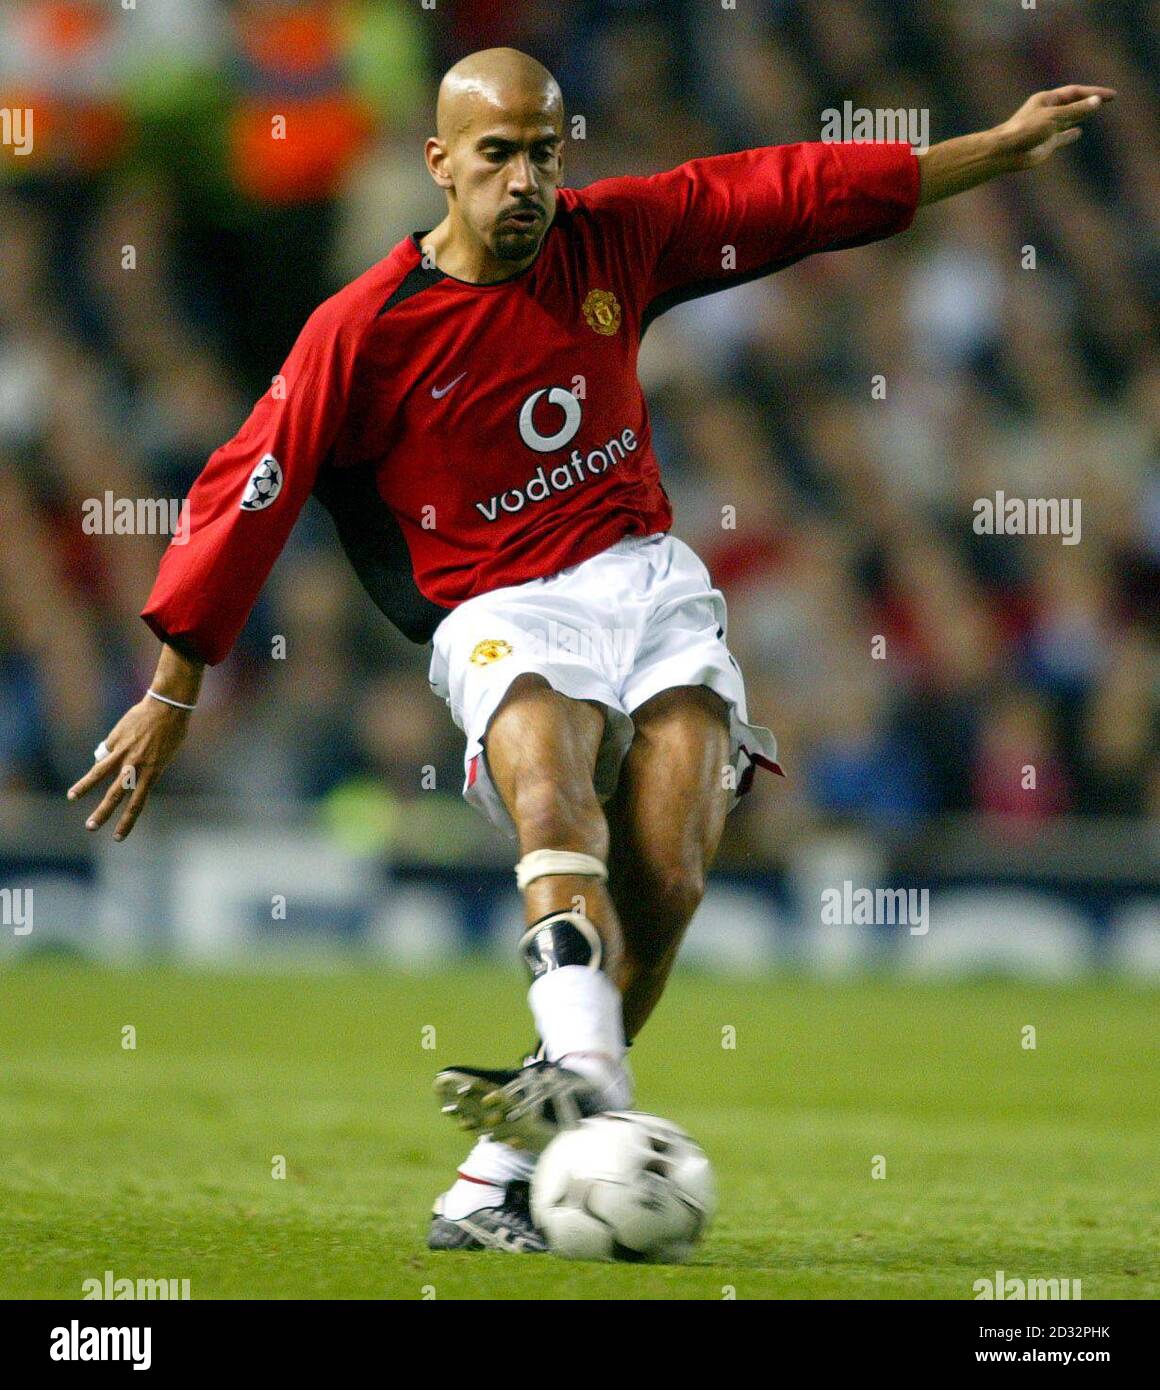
147, 688, 197, 712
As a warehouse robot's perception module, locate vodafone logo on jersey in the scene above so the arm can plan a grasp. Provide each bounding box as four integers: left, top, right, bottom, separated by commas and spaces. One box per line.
474, 387, 638, 523
518, 387, 582, 452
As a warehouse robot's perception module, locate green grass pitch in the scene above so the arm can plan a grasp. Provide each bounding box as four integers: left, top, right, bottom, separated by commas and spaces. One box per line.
1, 960, 1156, 1299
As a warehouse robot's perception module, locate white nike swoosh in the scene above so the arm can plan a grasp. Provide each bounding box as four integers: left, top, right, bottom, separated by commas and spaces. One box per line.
431, 372, 467, 399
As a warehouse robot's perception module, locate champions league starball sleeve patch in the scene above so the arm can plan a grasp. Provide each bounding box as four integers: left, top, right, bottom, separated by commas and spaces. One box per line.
240, 454, 283, 511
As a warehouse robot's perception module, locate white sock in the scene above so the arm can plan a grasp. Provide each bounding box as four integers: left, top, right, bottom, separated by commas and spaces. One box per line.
442, 1176, 505, 1219
441, 1136, 536, 1219
528, 965, 632, 1108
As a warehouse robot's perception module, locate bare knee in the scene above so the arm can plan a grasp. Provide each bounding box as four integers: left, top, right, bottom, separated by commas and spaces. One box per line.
620, 855, 706, 953
649, 861, 705, 929
616, 859, 705, 1029
484, 675, 610, 857
510, 774, 609, 860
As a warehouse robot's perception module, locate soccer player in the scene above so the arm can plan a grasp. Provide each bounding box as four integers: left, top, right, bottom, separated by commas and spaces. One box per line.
69, 48, 1113, 1252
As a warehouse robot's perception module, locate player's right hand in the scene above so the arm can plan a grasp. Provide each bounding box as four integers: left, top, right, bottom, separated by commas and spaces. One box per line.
67, 696, 192, 842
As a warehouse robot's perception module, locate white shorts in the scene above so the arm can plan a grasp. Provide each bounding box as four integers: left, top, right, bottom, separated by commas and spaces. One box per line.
427, 532, 781, 837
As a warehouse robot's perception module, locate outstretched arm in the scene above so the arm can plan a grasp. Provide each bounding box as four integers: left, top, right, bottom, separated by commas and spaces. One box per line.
917, 85, 1116, 206
70, 284, 373, 840
68, 642, 203, 841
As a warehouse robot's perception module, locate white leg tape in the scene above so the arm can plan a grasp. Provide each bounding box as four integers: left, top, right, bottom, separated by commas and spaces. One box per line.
515, 849, 609, 892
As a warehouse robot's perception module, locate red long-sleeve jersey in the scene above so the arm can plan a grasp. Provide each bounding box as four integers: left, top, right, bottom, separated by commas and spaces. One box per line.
143, 140, 920, 663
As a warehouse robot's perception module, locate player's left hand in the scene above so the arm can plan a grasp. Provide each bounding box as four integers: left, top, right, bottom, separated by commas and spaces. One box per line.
67, 696, 191, 841
991, 86, 1116, 170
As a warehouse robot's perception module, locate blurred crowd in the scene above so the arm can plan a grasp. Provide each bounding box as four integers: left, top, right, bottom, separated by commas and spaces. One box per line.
0, 0, 1156, 859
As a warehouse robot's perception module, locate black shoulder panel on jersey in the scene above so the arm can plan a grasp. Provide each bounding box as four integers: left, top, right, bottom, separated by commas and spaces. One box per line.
378, 241, 445, 316
312, 460, 450, 644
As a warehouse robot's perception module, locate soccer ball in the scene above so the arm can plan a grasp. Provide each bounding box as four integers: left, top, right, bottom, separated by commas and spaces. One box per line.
530, 1111, 716, 1262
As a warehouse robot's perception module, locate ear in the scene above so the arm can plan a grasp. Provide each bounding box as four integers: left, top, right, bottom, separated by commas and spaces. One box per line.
424, 137, 454, 190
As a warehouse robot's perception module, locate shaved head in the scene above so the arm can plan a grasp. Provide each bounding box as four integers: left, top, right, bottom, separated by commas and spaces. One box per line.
424, 48, 567, 280
436, 48, 563, 144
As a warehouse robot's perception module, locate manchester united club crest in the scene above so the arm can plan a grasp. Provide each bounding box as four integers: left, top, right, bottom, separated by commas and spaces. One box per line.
469, 638, 513, 666
583, 289, 621, 336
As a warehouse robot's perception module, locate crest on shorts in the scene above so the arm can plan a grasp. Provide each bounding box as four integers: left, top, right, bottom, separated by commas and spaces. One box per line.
583, 289, 621, 336
470, 638, 513, 666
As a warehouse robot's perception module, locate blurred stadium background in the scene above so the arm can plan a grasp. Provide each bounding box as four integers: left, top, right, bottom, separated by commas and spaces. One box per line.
0, 0, 1156, 980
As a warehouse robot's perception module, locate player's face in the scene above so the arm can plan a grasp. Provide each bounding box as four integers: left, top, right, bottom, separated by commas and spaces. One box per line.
456, 113, 564, 262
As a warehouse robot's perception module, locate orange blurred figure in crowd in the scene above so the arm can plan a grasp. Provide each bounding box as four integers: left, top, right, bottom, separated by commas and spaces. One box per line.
0, 1, 129, 176
227, 0, 374, 206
